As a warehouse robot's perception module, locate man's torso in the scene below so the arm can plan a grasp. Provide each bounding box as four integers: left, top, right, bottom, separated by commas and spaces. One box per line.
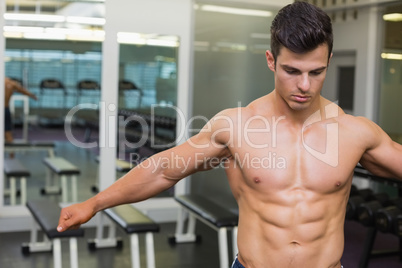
217, 95, 366, 268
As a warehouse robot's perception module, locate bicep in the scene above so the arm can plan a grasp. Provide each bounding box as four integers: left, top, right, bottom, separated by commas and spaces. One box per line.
145, 110, 235, 181
360, 120, 402, 179
153, 133, 230, 181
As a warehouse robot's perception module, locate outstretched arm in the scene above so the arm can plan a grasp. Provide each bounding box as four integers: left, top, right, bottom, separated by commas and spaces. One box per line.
359, 117, 402, 179
57, 110, 234, 232
6, 77, 37, 100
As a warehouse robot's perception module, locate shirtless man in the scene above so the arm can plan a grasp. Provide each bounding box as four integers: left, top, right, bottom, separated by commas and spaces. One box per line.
4, 77, 37, 144
57, 2, 402, 268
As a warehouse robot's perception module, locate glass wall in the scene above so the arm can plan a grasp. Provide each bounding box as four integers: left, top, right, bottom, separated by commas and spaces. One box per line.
5, 41, 102, 112
190, 4, 278, 203
379, 4, 402, 144
117, 35, 179, 198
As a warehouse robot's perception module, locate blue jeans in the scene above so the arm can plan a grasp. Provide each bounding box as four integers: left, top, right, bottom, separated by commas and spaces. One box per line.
231, 257, 245, 268
231, 257, 343, 268
4, 107, 12, 131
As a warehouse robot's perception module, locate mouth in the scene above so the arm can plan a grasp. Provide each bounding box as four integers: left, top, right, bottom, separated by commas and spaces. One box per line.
292, 95, 310, 103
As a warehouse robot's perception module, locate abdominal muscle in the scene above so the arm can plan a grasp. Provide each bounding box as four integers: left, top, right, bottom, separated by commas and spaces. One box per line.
235, 190, 346, 268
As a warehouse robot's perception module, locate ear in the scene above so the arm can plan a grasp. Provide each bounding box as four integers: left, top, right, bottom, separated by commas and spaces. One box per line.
266, 50, 276, 72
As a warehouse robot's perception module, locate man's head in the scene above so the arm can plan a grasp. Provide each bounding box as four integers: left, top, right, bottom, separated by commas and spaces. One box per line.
270, 1, 333, 65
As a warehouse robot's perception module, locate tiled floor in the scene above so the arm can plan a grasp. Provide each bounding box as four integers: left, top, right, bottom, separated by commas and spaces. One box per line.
1, 126, 402, 267
0, 222, 221, 268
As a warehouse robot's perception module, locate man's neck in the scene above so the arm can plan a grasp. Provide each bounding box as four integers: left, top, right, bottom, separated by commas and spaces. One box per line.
271, 90, 323, 127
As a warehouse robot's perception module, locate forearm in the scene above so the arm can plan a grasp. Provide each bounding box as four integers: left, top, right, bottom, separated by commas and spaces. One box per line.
90, 156, 179, 213
20, 88, 36, 99
84, 133, 228, 213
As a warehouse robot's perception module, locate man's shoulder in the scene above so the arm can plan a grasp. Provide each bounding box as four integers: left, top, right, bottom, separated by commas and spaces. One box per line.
337, 114, 375, 129
338, 114, 384, 146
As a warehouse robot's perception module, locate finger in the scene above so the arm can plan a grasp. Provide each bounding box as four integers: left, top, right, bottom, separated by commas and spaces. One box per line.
57, 219, 70, 232
57, 211, 72, 232
69, 224, 82, 230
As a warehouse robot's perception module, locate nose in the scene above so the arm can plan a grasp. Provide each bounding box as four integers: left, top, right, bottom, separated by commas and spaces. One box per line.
297, 73, 310, 92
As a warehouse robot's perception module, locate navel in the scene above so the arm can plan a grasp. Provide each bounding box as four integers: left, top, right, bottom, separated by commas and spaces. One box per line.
290, 241, 300, 246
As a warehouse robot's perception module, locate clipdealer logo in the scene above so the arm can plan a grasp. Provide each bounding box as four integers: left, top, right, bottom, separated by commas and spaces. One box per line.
64, 101, 340, 168
301, 102, 339, 167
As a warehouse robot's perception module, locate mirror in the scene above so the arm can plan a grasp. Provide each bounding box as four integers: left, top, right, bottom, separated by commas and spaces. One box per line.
117, 32, 179, 198
3, 38, 103, 206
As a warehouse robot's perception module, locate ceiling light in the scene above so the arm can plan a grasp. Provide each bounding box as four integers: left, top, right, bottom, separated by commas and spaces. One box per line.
118, 32, 179, 47
4, 13, 65, 23
200, 5, 272, 17
381, 53, 402, 60
4, 26, 105, 42
66, 16, 105, 26
4, 26, 44, 33
117, 32, 146, 45
383, 13, 402, 22
4, 13, 106, 26
3, 32, 23, 38
23, 32, 66, 40
146, 39, 179, 47
66, 34, 104, 42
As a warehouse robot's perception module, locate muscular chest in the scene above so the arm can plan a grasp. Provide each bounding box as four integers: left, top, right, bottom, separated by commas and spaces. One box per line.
226, 121, 359, 194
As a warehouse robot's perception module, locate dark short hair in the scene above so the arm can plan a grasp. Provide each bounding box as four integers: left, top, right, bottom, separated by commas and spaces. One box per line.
270, 1, 333, 63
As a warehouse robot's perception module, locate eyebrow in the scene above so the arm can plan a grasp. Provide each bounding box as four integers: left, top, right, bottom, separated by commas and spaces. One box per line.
280, 64, 327, 72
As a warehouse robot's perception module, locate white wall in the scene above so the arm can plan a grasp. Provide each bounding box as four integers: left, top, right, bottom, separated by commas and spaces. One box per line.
326, 6, 384, 120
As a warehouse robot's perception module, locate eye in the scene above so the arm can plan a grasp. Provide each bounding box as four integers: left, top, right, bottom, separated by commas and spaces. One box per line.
285, 70, 298, 75
310, 69, 325, 76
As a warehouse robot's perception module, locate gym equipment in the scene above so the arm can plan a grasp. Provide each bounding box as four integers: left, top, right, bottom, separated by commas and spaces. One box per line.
41, 157, 80, 203
76, 80, 100, 104
118, 109, 176, 150
353, 165, 402, 268
3, 158, 30, 205
346, 188, 374, 220
375, 198, 402, 236
4, 141, 55, 157
356, 192, 390, 226
172, 194, 239, 268
75, 80, 101, 142
22, 200, 84, 268
38, 79, 67, 126
88, 204, 159, 268
119, 79, 143, 109
9, 95, 30, 142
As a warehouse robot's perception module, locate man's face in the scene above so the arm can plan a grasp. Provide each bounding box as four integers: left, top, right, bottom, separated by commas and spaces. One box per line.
266, 45, 331, 111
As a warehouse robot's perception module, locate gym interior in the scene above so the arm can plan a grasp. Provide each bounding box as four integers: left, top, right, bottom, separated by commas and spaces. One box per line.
0, 0, 401, 267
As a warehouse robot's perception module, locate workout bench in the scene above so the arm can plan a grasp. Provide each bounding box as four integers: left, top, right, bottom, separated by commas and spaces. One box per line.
5, 141, 55, 157
42, 157, 80, 203
92, 156, 132, 193
172, 194, 239, 268
22, 200, 85, 268
3, 158, 30, 205
88, 204, 160, 268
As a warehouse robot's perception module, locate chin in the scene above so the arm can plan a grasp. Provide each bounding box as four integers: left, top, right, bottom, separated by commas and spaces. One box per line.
288, 102, 310, 111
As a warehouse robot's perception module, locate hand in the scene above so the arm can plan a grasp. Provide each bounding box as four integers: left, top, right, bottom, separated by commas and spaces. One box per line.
30, 93, 38, 101
57, 201, 96, 232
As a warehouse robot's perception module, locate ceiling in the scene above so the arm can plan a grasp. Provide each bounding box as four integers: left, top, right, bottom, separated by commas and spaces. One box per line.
3, 0, 402, 50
